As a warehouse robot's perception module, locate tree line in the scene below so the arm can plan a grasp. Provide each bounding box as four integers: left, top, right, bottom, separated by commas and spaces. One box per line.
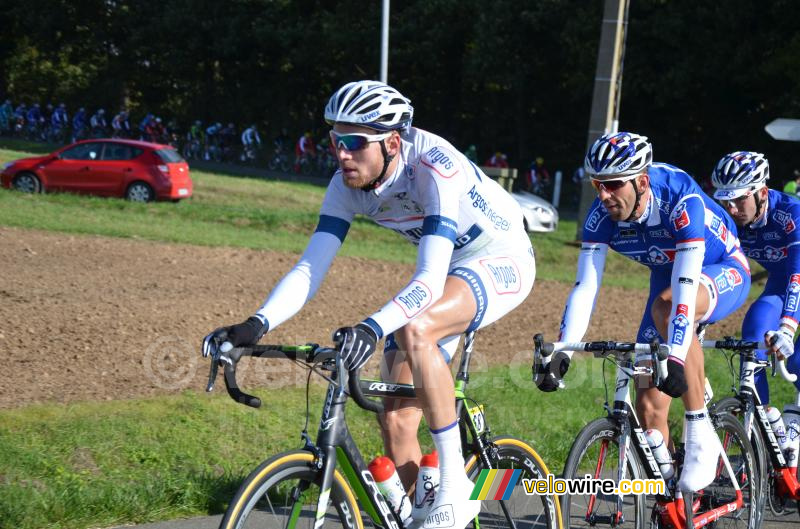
2, 0, 799, 190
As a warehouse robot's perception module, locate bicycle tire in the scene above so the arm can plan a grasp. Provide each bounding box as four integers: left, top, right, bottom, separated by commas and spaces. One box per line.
704, 411, 760, 529
712, 396, 770, 520
464, 435, 563, 529
218, 450, 365, 529
561, 417, 647, 529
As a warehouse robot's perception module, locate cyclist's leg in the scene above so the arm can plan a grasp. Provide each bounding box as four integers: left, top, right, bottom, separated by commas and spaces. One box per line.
742, 287, 784, 404
395, 250, 535, 527
634, 273, 673, 440
669, 263, 750, 490
379, 333, 459, 488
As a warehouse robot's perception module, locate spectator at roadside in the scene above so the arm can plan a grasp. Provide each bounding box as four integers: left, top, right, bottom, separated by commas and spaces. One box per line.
783, 170, 800, 196
464, 144, 478, 164
0, 99, 13, 135
485, 151, 508, 168
527, 156, 550, 194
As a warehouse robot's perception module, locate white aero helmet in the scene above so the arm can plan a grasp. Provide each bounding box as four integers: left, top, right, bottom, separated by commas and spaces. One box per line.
711, 151, 769, 200
324, 80, 413, 132
584, 132, 653, 177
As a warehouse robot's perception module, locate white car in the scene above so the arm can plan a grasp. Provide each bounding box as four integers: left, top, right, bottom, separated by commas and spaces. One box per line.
512, 191, 559, 233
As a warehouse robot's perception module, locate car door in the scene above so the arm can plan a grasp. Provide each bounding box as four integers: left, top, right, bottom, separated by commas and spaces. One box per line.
45, 142, 104, 192
98, 143, 143, 196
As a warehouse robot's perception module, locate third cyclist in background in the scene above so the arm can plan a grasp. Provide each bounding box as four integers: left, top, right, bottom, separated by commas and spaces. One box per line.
710, 151, 800, 398
537, 132, 751, 493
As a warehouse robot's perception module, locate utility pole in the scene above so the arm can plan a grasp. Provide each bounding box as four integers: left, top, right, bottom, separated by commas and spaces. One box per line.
575, 0, 630, 240
380, 0, 390, 83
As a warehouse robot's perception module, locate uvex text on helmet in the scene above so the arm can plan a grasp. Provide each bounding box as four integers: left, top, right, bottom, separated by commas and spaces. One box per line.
711, 151, 769, 200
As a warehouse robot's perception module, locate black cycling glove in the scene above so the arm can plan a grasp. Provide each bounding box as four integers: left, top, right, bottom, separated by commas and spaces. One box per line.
535, 351, 571, 392
333, 323, 378, 371
202, 316, 267, 359
657, 358, 687, 398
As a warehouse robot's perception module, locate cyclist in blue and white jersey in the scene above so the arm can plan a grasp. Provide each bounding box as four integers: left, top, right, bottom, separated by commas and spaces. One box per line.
204, 80, 535, 529
711, 151, 800, 399
537, 132, 751, 492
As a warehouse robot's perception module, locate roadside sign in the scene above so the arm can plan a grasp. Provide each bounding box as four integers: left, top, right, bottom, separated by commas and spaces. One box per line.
765, 118, 800, 141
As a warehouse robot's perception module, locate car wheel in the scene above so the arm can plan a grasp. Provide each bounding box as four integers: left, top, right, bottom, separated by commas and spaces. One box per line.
125, 181, 154, 202
12, 172, 43, 193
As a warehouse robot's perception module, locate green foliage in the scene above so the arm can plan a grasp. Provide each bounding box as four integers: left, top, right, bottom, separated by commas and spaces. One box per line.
3, 1, 798, 179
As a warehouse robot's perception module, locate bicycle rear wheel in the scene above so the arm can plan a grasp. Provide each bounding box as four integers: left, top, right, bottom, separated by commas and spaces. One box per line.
219, 450, 365, 529
703, 411, 759, 529
464, 436, 563, 529
561, 417, 646, 529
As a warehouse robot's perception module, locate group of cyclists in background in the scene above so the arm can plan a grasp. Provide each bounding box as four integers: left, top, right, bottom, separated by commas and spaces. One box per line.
0, 98, 339, 177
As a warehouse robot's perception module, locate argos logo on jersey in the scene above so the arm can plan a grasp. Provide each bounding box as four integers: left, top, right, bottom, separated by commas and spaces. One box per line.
647, 246, 676, 265
714, 267, 744, 294
774, 209, 796, 234
422, 146, 459, 178
481, 257, 521, 294
670, 202, 691, 231
393, 280, 433, 318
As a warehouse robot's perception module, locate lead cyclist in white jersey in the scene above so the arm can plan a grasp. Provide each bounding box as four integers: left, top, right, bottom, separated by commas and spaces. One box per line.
202, 80, 535, 529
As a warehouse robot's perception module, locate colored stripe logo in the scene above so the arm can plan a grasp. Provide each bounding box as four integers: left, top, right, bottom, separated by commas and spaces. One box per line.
470, 469, 521, 500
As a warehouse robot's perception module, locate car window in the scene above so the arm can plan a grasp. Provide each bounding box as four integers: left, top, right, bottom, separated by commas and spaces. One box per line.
60, 143, 103, 161
155, 148, 184, 163
102, 144, 143, 161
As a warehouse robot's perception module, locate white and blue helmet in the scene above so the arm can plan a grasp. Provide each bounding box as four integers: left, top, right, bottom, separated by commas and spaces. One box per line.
584, 132, 653, 177
711, 151, 769, 200
324, 81, 413, 132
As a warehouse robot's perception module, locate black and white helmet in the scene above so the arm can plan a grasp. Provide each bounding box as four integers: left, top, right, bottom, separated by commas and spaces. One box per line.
584, 132, 653, 177
711, 151, 769, 200
324, 81, 413, 132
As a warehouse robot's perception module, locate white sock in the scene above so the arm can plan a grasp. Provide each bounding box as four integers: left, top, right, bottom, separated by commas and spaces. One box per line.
678, 408, 721, 492
424, 421, 480, 529
431, 421, 466, 488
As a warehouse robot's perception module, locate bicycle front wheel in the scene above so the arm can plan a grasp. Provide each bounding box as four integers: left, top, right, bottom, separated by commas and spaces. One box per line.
705, 411, 760, 529
562, 417, 646, 529
712, 396, 770, 519
465, 435, 563, 529
219, 450, 364, 529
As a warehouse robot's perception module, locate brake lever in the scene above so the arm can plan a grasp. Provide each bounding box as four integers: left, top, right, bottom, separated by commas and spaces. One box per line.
206, 359, 219, 392
205, 342, 234, 392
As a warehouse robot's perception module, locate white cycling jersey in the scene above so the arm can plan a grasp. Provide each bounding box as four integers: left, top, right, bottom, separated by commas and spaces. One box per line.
254, 127, 532, 338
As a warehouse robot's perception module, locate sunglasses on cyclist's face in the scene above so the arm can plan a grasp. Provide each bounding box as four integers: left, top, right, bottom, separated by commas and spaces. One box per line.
329, 130, 392, 152
590, 173, 640, 193
718, 192, 752, 209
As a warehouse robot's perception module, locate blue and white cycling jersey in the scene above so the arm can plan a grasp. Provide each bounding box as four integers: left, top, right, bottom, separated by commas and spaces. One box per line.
738, 189, 800, 330
561, 163, 750, 363
254, 127, 533, 340
737, 189, 800, 400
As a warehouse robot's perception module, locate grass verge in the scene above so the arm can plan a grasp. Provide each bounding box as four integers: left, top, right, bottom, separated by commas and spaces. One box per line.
1, 349, 790, 529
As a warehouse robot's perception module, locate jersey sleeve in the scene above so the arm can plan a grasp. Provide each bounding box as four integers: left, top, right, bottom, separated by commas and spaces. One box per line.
780, 204, 800, 332
665, 195, 706, 362
253, 180, 355, 330
361, 145, 464, 337
558, 243, 609, 352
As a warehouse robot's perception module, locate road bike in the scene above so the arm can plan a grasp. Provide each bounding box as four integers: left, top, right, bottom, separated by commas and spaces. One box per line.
706, 337, 800, 521
207, 331, 563, 529
533, 335, 759, 529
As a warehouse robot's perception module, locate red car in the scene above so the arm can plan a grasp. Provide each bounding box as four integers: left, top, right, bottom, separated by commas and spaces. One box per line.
1, 139, 193, 202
